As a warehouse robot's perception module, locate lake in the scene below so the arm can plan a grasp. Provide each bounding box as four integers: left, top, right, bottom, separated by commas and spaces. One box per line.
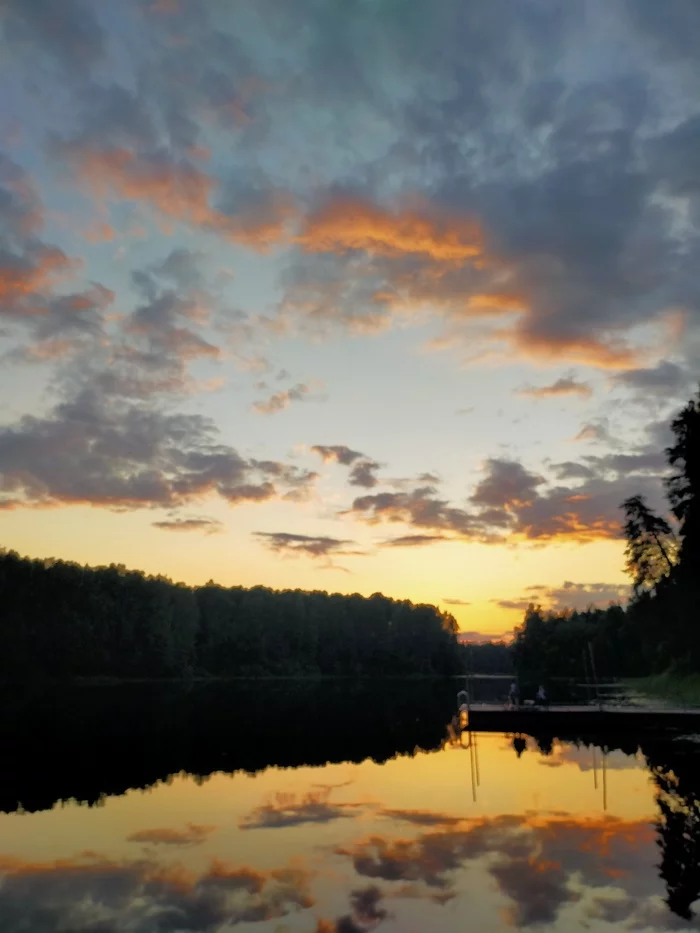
0, 680, 698, 931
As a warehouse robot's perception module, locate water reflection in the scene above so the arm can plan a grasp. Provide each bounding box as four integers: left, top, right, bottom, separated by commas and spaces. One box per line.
0, 682, 698, 930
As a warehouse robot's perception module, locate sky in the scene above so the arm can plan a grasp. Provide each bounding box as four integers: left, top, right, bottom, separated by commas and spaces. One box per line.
1, 0, 699, 636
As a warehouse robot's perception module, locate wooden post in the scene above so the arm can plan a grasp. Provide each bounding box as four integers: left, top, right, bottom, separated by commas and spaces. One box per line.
588, 642, 602, 711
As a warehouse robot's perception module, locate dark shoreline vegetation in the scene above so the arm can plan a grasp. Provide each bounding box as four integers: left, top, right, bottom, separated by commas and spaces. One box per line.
512, 387, 700, 692
0, 550, 472, 681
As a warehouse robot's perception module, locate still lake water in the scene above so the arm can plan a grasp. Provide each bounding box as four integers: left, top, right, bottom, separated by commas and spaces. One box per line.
0, 680, 698, 931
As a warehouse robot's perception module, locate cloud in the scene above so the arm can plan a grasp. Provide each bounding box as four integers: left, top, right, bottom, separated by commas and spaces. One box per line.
517, 377, 593, 400
612, 361, 692, 394
346, 455, 651, 546
575, 421, 614, 444
348, 886, 388, 926
378, 809, 463, 828
346, 486, 492, 541
0, 385, 316, 511
0, 850, 314, 932
61, 145, 294, 249
127, 823, 217, 846
382, 535, 449, 548
152, 518, 224, 534
315, 887, 389, 933
312, 445, 366, 466
532, 581, 630, 611
253, 383, 310, 415
240, 788, 363, 830
296, 196, 484, 263
490, 855, 580, 926
496, 581, 629, 614
1, 0, 106, 80
311, 446, 380, 487
442, 598, 470, 606
470, 459, 546, 512
349, 460, 381, 489
493, 599, 534, 612
253, 532, 362, 560
457, 630, 513, 644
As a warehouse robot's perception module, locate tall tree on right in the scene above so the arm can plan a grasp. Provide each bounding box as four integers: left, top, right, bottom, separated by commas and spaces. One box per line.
621, 494, 676, 594
666, 389, 700, 576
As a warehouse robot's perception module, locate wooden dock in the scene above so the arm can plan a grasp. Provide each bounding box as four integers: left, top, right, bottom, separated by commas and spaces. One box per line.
463, 703, 700, 735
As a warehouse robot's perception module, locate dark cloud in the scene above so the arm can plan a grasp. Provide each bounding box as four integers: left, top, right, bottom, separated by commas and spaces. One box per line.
378, 809, 462, 828
311, 446, 380, 488
346, 486, 494, 542
152, 518, 223, 534
0, 851, 314, 933
517, 377, 592, 400
253, 532, 362, 560
490, 855, 579, 926
127, 823, 216, 846
613, 361, 692, 394
349, 886, 388, 926
347, 455, 655, 545
382, 535, 449, 548
1, 0, 107, 79
312, 445, 366, 466
349, 459, 380, 489
470, 459, 545, 511
441, 598, 470, 606
316, 886, 389, 933
550, 461, 596, 481
240, 788, 362, 830
493, 598, 533, 613
0, 386, 315, 511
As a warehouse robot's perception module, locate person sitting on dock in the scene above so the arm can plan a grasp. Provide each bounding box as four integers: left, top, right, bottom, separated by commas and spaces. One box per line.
536, 685, 548, 708
508, 681, 519, 708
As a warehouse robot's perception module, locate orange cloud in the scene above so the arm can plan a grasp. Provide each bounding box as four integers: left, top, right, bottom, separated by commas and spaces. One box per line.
508, 327, 642, 370
71, 147, 294, 249
127, 823, 216, 846
297, 197, 484, 262
465, 292, 527, 314
84, 221, 115, 243
0, 246, 74, 311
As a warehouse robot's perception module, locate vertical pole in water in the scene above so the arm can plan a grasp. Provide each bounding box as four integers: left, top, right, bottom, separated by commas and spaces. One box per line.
469, 728, 477, 802
592, 743, 598, 790
474, 729, 481, 787
602, 744, 608, 811
583, 649, 592, 707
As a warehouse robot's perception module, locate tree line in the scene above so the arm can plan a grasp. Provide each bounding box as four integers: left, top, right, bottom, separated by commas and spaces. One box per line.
512, 387, 700, 684
0, 550, 464, 680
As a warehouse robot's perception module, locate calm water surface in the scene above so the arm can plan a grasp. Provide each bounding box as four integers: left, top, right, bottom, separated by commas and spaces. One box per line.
0, 681, 698, 931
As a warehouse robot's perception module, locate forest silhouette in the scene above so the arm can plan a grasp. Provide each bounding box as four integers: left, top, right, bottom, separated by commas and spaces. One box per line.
0, 552, 466, 680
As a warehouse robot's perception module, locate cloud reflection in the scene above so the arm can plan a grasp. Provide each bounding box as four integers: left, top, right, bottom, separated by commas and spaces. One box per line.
0, 852, 314, 932
339, 812, 657, 927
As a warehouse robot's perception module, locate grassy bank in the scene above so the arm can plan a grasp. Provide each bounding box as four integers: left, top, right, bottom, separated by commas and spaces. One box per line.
626, 672, 700, 707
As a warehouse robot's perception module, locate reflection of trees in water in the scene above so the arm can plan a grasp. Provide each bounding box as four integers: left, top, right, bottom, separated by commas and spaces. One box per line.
0, 680, 457, 815
645, 742, 700, 921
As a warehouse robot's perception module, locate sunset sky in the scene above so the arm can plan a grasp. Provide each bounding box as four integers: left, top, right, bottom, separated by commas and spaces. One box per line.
1, 0, 699, 635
